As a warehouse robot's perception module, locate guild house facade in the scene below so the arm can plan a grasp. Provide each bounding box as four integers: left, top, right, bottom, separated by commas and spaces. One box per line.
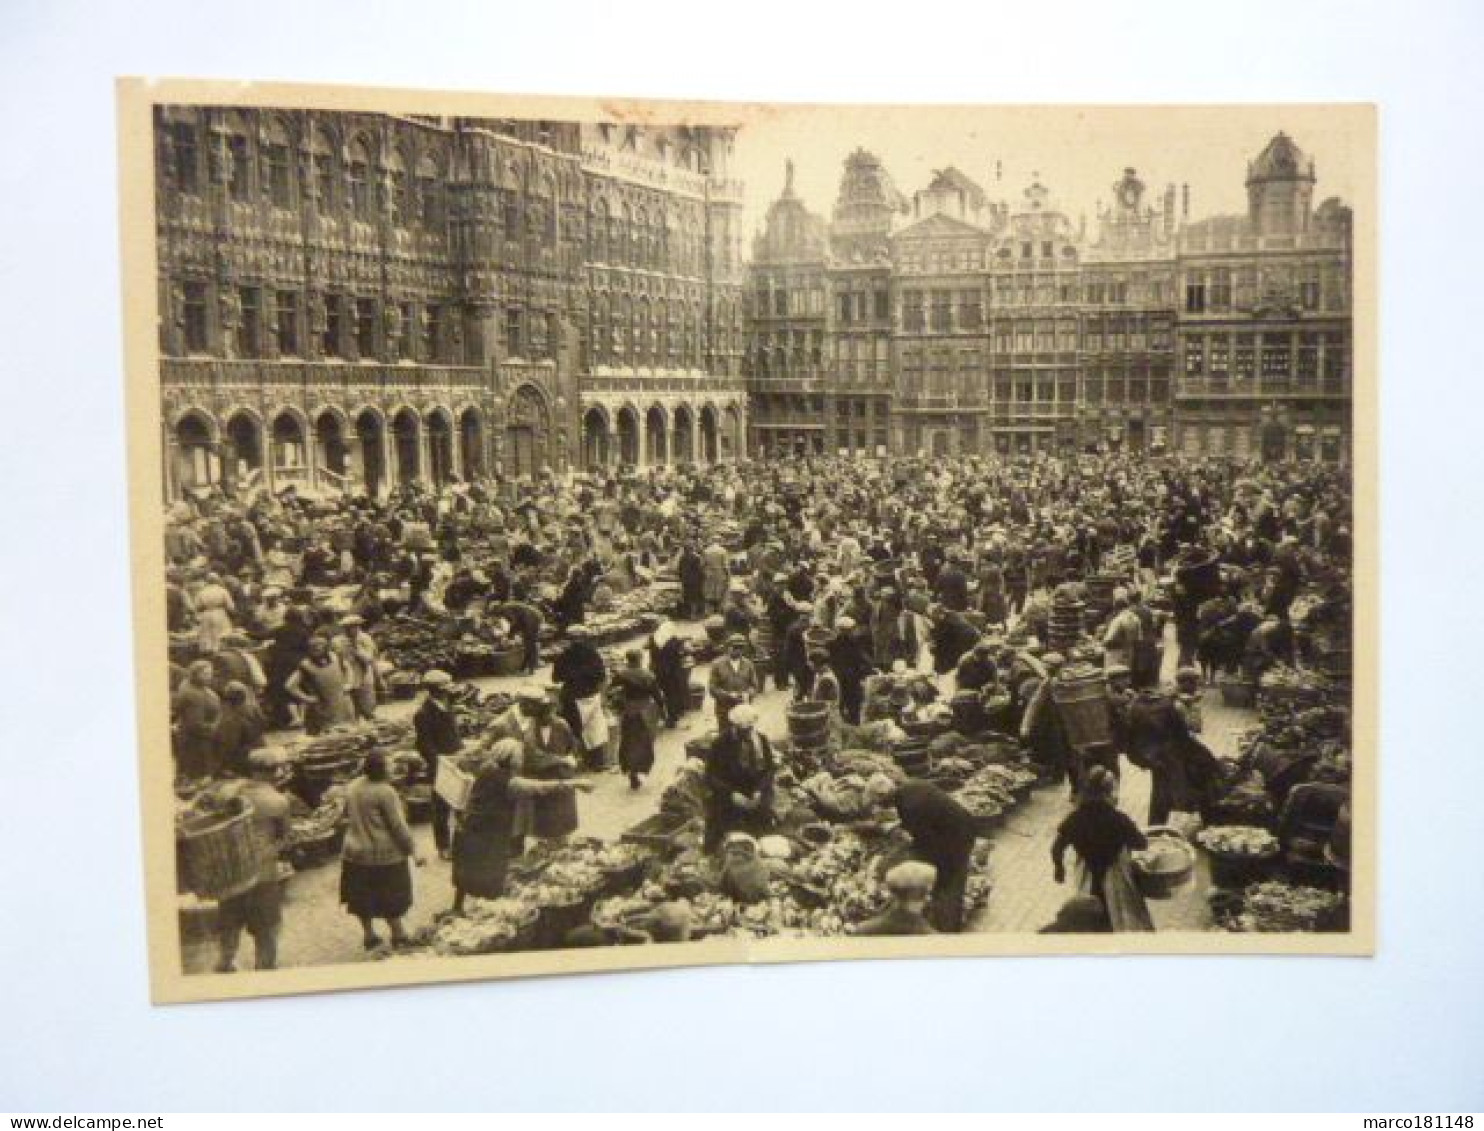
744, 132, 1352, 462
154, 114, 1351, 500
154, 108, 747, 499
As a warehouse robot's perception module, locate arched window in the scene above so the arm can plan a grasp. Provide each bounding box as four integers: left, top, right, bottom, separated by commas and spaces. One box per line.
416, 154, 443, 231
635, 206, 651, 268
592, 294, 610, 364
346, 136, 372, 221
637, 297, 652, 364
309, 126, 336, 210
263, 117, 292, 208
591, 198, 609, 262
615, 293, 632, 361
215, 111, 251, 201
387, 147, 409, 227
541, 174, 558, 241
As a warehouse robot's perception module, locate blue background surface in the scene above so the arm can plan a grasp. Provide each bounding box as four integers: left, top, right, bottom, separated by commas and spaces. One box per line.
0, 0, 1480, 1111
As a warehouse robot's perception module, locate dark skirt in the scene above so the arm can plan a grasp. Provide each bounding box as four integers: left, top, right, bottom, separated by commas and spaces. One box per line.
451, 827, 514, 899
339, 858, 413, 920
618, 707, 658, 776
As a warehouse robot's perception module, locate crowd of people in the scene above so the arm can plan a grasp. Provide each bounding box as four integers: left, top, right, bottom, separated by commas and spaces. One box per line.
167, 449, 1353, 962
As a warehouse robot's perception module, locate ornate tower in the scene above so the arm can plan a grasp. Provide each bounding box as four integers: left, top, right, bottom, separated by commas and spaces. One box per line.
1246, 131, 1316, 237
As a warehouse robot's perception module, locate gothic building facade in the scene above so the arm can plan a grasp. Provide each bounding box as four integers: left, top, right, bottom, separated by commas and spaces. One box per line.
154, 108, 748, 499
744, 133, 1352, 462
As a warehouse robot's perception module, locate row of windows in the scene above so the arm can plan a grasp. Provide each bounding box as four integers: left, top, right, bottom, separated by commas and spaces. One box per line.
1182, 331, 1348, 383
897, 240, 1077, 274
168, 279, 581, 364
160, 120, 715, 275
1183, 264, 1346, 313
745, 322, 1176, 356
161, 120, 450, 229
746, 278, 1183, 324
1180, 424, 1344, 462
171, 281, 468, 363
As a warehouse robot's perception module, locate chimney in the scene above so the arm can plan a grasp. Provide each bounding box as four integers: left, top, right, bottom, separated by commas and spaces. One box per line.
1182, 183, 1190, 220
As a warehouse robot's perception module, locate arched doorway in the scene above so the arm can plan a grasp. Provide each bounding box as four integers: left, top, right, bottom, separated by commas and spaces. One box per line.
354, 409, 386, 498
645, 405, 668, 466
314, 411, 348, 491
699, 405, 719, 464
460, 408, 485, 481
174, 412, 219, 493
222, 412, 262, 490
673, 404, 694, 464
504, 385, 549, 480
392, 408, 422, 485
426, 409, 454, 487
270, 411, 308, 488
582, 406, 612, 469
723, 404, 742, 461
616, 406, 640, 466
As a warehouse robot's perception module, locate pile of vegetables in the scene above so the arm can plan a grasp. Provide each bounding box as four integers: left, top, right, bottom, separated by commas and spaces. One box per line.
427, 838, 655, 956
832, 749, 906, 783
800, 772, 874, 820
1258, 664, 1332, 694
287, 796, 344, 846
1197, 826, 1281, 859
1215, 880, 1346, 933
370, 614, 460, 675
447, 685, 517, 739
954, 763, 1038, 822
433, 898, 540, 956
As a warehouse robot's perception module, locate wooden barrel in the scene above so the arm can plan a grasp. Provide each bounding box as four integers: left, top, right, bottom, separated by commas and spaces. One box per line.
1050, 676, 1112, 749
787, 701, 831, 748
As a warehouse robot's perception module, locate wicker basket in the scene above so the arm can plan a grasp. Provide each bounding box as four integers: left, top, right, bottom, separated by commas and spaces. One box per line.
1205, 846, 1281, 889
1051, 676, 1112, 749
1131, 826, 1196, 900
491, 642, 526, 677
177, 806, 266, 902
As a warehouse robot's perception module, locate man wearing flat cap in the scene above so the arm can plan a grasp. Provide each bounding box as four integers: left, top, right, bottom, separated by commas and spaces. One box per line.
852, 861, 939, 937
707, 633, 759, 732
703, 703, 776, 852
333, 614, 382, 721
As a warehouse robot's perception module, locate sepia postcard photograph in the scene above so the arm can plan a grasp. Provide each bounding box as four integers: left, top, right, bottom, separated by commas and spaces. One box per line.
117, 81, 1376, 1004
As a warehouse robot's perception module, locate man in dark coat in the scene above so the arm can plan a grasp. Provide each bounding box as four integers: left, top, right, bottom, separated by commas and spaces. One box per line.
1123, 686, 1221, 826
867, 777, 978, 933
935, 555, 971, 613
677, 543, 706, 620
494, 599, 545, 675
647, 622, 690, 728
413, 670, 463, 859
826, 617, 875, 725
930, 606, 980, 676
551, 626, 610, 769
702, 705, 776, 852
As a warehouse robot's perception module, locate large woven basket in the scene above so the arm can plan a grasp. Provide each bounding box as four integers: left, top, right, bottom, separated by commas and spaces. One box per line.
177, 805, 266, 902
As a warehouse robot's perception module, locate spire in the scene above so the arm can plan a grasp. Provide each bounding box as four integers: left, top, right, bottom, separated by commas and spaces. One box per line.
783, 157, 796, 199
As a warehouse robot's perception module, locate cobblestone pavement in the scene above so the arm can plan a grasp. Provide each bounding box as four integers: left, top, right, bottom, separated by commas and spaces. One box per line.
182, 621, 1255, 974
